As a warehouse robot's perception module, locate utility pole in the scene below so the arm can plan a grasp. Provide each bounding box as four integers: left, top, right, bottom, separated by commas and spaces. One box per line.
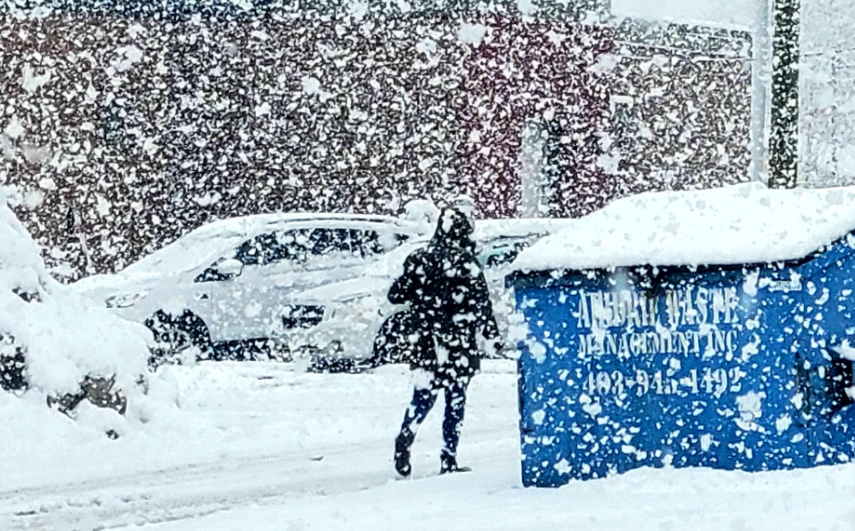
750, 0, 770, 183
768, 0, 800, 188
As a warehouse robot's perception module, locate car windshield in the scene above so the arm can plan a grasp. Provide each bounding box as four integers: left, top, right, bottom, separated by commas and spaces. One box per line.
121, 227, 244, 276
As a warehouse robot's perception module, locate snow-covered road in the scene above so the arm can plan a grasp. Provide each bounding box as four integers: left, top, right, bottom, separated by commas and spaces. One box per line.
2, 361, 855, 531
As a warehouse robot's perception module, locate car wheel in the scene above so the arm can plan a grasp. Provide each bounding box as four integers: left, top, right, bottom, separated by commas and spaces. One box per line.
0, 343, 28, 392
145, 310, 213, 369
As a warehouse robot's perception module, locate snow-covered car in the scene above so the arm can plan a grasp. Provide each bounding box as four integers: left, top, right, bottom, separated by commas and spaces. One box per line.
473, 219, 573, 268
305, 218, 573, 369
474, 219, 574, 346
72, 213, 428, 366
0, 193, 151, 423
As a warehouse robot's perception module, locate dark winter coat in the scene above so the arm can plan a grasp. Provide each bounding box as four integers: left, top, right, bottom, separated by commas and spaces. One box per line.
369, 309, 431, 368
387, 208, 499, 381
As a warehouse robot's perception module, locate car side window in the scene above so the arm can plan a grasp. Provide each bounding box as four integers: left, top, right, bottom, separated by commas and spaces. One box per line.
273, 229, 312, 262
234, 230, 314, 266
235, 233, 274, 266
233, 227, 405, 267
479, 238, 534, 268
309, 228, 351, 256
353, 230, 410, 257
352, 230, 383, 257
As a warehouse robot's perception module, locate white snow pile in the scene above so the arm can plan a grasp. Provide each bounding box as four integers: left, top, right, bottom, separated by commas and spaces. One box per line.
0, 191, 158, 427
514, 183, 855, 272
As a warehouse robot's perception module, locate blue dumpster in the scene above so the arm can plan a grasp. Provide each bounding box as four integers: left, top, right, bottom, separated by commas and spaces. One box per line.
509, 184, 855, 487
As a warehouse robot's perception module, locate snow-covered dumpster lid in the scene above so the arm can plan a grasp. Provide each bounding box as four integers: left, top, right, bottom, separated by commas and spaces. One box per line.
509, 183, 855, 487
513, 183, 855, 272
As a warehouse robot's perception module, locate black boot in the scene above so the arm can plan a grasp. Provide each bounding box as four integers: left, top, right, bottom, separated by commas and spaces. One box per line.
440, 450, 471, 474
394, 431, 415, 477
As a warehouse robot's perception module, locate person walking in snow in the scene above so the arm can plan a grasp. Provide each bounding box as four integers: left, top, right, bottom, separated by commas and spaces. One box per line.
388, 206, 501, 476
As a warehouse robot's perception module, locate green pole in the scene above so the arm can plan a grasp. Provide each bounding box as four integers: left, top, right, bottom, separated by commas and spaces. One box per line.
768, 0, 800, 188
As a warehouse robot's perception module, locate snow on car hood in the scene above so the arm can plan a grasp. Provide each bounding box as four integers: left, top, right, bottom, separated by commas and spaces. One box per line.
71, 221, 249, 300
73, 214, 412, 295
113, 212, 420, 277
514, 183, 855, 271
73, 219, 428, 310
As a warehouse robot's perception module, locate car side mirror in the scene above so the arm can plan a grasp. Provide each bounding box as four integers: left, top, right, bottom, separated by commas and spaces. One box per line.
217, 258, 244, 277
195, 258, 245, 283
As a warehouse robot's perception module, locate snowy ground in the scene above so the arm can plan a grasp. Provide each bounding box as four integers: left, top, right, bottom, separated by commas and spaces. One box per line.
2, 361, 855, 531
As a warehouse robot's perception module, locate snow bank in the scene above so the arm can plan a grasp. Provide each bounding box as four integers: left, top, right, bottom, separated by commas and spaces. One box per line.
514, 183, 855, 272
0, 190, 45, 294
0, 192, 151, 397
10, 293, 151, 394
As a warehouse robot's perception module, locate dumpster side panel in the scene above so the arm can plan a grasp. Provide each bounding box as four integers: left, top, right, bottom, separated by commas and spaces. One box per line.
514, 268, 812, 486
516, 282, 583, 487
796, 239, 855, 462
750, 266, 811, 470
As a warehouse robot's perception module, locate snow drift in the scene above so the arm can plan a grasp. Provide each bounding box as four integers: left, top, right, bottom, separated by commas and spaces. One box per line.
0, 190, 170, 438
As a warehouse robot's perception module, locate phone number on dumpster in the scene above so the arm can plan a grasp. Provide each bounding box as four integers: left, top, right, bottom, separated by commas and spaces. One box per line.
585, 367, 746, 398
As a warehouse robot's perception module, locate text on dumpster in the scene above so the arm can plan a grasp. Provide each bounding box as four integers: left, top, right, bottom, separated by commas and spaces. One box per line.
574, 286, 741, 360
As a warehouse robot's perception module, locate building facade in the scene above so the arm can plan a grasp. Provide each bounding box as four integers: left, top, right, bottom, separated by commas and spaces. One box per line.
0, 1, 751, 277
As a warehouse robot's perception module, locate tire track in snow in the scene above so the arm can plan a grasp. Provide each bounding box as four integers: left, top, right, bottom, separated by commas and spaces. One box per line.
0, 425, 512, 530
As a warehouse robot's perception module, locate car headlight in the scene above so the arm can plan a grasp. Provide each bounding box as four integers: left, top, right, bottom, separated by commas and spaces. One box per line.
106, 292, 148, 309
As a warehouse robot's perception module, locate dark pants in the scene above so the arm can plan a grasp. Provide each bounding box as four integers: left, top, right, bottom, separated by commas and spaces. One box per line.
399, 376, 469, 458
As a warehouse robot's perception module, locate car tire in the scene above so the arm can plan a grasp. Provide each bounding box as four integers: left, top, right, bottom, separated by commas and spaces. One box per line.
145, 310, 213, 369
0, 346, 28, 392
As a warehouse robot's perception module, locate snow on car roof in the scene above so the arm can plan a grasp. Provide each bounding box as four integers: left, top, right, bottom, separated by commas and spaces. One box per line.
475, 218, 573, 242
514, 183, 855, 272
120, 212, 421, 276
185, 212, 417, 237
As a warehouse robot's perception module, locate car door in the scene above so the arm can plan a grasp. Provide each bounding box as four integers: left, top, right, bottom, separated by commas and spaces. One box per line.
263, 228, 380, 290
260, 227, 401, 333
192, 232, 300, 343
258, 228, 359, 302
203, 226, 404, 343
242, 228, 317, 334
219, 227, 367, 341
